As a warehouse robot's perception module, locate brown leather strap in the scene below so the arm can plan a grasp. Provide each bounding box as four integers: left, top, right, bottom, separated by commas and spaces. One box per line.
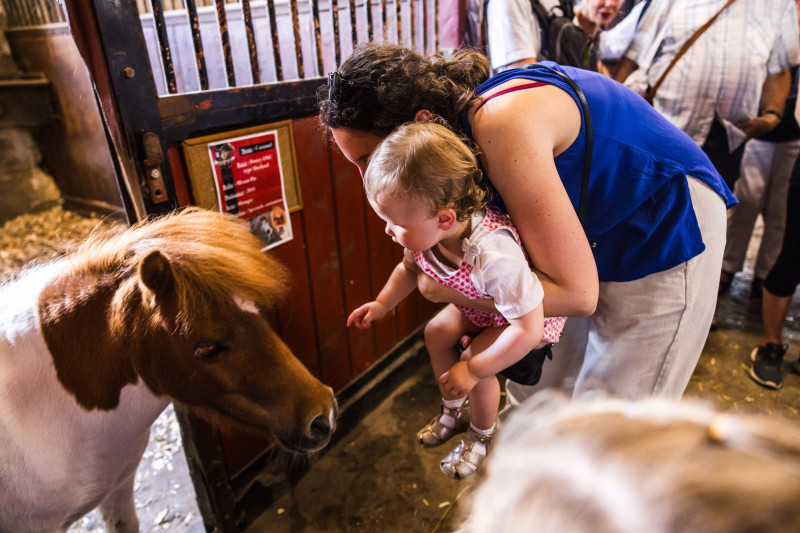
645, 0, 738, 103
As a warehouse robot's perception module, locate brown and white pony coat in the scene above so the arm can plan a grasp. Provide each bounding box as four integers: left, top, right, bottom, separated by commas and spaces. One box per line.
0, 209, 337, 533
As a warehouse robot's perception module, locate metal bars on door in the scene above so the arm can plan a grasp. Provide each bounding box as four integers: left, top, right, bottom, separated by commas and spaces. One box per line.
141, 0, 439, 96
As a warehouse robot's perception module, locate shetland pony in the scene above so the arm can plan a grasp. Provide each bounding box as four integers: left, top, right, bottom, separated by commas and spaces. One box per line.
0, 208, 337, 533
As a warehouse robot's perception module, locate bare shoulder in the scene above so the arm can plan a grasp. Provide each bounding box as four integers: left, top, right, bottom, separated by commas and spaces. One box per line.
468, 79, 581, 158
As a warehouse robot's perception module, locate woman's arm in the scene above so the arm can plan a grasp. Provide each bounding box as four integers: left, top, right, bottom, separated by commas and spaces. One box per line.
416, 272, 498, 312
470, 82, 599, 317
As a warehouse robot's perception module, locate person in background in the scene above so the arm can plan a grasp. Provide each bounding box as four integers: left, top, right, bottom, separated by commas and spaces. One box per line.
486, 0, 623, 73
749, 152, 800, 390
595, 0, 649, 74
347, 122, 565, 479
719, 11, 800, 301
613, 0, 800, 189
456, 391, 800, 533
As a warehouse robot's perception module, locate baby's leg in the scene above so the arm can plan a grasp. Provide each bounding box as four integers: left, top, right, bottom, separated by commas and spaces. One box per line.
462, 327, 504, 430
440, 327, 503, 480
425, 304, 480, 400
418, 305, 480, 448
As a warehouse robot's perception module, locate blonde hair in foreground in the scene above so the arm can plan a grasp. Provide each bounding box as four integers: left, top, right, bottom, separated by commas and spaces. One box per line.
363, 121, 486, 221
457, 391, 800, 533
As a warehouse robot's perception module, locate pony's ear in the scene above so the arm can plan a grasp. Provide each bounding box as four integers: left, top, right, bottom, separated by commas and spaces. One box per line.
138, 250, 174, 298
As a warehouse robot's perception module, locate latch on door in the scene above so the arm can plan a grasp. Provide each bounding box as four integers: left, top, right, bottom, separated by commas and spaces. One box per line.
142, 132, 169, 204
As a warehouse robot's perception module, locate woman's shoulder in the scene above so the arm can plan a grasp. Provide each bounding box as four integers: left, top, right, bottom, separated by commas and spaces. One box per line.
469, 77, 581, 160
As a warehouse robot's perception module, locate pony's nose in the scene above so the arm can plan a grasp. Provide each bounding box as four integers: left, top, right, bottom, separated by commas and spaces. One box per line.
309, 403, 338, 443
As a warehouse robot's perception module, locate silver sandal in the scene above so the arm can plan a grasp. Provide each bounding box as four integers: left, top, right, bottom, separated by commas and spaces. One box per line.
416, 401, 470, 447
439, 425, 495, 479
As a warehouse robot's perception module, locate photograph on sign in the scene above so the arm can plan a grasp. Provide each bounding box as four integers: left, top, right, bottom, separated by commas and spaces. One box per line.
208, 130, 293, 250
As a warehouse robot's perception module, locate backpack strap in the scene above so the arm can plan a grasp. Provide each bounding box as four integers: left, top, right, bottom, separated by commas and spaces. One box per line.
524, 64, 595, 247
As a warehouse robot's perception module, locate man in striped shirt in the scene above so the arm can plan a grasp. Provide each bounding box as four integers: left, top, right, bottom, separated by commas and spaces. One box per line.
613, 0, 800, 182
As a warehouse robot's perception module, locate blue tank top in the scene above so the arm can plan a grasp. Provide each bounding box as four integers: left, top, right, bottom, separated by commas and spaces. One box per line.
464, 63, 737, 282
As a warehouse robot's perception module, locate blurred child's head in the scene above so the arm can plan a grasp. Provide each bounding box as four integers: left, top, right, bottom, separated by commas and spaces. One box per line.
363, 121, 486, 222
457, 391, 800, 533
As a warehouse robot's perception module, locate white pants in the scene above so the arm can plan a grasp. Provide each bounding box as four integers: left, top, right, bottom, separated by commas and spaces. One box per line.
722, 138, 800, 280
506, 177, 727, 404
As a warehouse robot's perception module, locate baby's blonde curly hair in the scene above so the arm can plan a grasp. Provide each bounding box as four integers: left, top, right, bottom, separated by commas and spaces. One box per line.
363, 121, 486, 221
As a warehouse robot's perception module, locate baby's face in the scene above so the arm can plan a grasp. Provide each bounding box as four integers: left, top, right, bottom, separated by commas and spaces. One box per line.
369, 194, 441, 252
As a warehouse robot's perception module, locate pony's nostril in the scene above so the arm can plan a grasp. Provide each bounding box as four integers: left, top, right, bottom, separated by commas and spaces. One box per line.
309, 413, 334, 441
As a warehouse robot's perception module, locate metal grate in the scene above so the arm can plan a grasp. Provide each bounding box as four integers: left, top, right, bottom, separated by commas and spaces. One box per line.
2, 0, 66, 26
141, 0, 439, 95
0, 0, 439, 95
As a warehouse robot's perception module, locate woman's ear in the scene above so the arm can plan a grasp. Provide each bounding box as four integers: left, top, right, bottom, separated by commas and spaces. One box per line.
437, 208, 457, 229
414, 109, 434, 122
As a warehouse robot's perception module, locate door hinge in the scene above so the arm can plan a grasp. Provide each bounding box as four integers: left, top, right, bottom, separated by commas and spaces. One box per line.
142, 132, 169, 204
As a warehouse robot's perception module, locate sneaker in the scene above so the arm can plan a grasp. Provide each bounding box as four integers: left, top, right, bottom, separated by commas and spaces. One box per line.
749, 343, 788, 389
417, 401, 470, 447
440, 426, 495, 479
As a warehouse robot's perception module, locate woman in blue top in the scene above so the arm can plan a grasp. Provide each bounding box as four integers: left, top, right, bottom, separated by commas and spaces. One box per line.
318, 43, 735, 408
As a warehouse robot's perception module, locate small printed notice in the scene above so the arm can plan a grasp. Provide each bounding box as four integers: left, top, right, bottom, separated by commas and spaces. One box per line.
209, 130, 293, 250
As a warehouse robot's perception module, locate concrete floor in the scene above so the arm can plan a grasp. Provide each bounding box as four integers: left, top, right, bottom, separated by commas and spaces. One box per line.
244, 272, 800, 532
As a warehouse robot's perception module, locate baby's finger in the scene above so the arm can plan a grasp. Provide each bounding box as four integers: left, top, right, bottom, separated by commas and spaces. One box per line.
458, 335, 473, 350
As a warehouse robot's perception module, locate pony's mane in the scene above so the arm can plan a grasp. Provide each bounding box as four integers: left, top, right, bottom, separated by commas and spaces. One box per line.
67, 208, 290, 310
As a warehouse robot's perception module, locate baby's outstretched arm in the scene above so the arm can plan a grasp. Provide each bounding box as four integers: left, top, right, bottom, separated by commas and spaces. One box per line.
346, 257, 420, 328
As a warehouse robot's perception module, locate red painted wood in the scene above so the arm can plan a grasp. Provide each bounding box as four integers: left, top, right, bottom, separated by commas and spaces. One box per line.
270, 213, 322, 377
329, 136, 377, 377
292, 117, 351, 391
364, 199, 400, 357
166, 144, 193, 207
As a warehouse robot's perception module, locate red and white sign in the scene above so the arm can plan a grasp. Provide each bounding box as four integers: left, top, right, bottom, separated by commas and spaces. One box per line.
208, 130, 293, 250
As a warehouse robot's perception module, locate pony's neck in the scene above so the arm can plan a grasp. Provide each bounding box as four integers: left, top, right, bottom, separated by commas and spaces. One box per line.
38, 262, 146, 411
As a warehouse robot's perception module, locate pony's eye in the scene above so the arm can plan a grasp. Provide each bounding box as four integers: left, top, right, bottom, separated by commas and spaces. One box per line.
194, 342, 229, 360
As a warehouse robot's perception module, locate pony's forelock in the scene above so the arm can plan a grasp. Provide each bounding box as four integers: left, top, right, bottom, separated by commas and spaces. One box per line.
69, 208, 290, 315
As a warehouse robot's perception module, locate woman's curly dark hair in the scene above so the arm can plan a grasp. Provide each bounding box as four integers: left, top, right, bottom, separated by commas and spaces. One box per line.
317, 43, 491, 136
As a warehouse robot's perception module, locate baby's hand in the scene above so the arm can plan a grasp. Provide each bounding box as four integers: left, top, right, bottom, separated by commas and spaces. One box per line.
346, 301, 388, 328
439, 361, 481, 398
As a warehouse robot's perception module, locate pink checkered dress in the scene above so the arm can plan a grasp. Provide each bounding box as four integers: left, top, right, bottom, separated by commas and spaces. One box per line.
411, 209, 566, 344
